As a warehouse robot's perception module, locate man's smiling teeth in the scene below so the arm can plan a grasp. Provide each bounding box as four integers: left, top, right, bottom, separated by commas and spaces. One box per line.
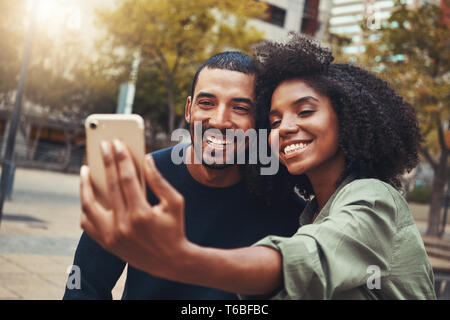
206, 136, 232, 146
284, 142, 310, 154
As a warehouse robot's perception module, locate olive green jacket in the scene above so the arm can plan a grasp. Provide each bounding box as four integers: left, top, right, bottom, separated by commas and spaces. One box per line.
245, 177, 436, 300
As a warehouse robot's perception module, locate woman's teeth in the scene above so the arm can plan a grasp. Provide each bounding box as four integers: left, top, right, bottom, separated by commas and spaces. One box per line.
284, 142, 310, 154
206, 136, 232, 146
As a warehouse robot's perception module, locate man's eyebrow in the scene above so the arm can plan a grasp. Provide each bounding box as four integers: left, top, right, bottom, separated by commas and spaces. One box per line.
232, 97, 254, 107
195, 92, 216, 99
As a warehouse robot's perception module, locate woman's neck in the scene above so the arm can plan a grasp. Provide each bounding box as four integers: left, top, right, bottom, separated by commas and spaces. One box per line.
307, 152, 346, 212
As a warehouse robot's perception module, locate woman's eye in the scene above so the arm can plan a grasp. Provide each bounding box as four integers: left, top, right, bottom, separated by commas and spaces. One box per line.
298, 110, 315, 116
270, 120, 281, 128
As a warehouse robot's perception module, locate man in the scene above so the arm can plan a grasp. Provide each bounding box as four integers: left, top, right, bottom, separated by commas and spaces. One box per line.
64, 52, 304, 299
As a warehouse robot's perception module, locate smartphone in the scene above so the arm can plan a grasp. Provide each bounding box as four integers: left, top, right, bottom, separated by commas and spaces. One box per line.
85, 114, 146, 208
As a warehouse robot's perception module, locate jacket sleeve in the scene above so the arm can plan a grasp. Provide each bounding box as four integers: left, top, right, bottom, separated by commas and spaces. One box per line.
241, 179, 397, 300
63, 232, 126, 300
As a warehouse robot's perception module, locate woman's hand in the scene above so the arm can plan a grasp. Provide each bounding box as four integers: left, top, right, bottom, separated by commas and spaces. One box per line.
80, 140, 194, 279
80, 140, 283, 295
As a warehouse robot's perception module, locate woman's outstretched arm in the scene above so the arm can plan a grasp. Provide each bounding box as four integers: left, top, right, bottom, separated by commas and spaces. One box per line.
176, 244, 282, 295
80, 140, 283, 296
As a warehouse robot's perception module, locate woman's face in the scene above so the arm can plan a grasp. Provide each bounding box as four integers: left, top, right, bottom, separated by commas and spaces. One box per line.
268, 79, 344, 178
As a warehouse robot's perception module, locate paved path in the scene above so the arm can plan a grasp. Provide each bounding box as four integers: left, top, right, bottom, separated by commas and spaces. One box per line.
0, 168, 126, 300
0, 168, 448, 299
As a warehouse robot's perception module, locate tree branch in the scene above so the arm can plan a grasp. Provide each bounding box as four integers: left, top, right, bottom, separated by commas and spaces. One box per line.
419, 144, 438, 170
437, 117, 446, 153
172, 43, 182, 75
142, 48, 167, 73
155, 48, 170, 75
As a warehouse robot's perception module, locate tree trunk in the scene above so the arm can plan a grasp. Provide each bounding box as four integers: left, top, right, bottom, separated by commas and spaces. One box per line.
19, 120, 30, 152
177, 117, 186, 129
62, 130, 73, 172
27, 125, 41, 160
440, 179, 450, 236
426, 156, 449, 236
165, 75, 175, 134
27, 111, 50, 160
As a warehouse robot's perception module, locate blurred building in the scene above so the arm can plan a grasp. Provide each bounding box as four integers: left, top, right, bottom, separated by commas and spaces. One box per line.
441, 0, 450, 25
0, 101, 85, 173
328, 0, 440, 54
316, 0, 334, 40
251, 0, 324, 40
0, 0, 328, 174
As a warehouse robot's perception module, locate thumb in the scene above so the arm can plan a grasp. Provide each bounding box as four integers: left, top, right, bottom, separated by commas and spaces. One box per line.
143, 155, 184, 212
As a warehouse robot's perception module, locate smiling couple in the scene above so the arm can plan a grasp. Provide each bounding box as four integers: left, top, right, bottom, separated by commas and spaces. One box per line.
65, 34, 436, 300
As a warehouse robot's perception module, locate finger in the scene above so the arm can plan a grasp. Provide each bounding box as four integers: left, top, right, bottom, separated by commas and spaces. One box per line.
80, 165, 110, 229
80, 209, 100, 243
112, 139, 147, 211
100, 141, 126, 218
144, 155, 183, 211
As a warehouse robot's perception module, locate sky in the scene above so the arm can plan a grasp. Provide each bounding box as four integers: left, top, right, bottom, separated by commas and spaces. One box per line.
25, 0, 119, 51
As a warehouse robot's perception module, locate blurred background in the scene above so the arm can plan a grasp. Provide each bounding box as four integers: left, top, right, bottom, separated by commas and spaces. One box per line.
0, 0, 448, 299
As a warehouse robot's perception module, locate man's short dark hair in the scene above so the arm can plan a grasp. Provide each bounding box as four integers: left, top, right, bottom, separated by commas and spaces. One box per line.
190, 51, 257, 98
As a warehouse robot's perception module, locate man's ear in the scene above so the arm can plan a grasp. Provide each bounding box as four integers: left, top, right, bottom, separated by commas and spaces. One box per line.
185, 96, 192, 124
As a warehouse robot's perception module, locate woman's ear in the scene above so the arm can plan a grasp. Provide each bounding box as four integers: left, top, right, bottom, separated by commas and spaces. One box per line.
185, 96, 192, 124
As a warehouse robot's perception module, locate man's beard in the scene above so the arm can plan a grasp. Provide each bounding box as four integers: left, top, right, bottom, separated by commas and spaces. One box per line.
202, 160, 232, 170
190, 123, 239, 170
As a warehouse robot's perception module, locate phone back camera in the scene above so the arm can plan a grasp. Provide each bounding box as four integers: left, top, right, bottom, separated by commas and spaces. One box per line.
89, 122, 98, 129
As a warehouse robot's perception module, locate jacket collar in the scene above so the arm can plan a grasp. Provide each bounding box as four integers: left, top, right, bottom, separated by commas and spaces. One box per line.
299, 174, 357, 226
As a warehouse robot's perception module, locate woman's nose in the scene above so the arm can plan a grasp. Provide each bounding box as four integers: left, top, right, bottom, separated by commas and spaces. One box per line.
278, 115, 298, 136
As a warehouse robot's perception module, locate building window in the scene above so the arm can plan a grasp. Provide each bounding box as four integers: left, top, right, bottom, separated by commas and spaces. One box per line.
263, 4, 286, 27
301, 0, 319, 35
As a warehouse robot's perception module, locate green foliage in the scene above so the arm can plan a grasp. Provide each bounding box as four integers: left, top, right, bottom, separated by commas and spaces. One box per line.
97, 0, 267, 133
375, 2, 450, 132
407, 185, 433, 204
0, 0, 26, 99
353, 1, 449, 235
133, 65, 193, 132
347, 2, 449, 160
0, 0, 121, 123
323, 32, 352, 63
24, 31, 120, 121
1, 0, 266, 136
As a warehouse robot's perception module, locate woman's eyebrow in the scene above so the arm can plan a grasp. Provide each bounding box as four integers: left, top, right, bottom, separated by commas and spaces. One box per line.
268, 109, 279, 117
293, 96, 319, 105
269, 96, 319, 116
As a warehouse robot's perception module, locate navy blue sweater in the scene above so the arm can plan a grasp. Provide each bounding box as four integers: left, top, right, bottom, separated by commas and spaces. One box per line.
63, 145, 304, 300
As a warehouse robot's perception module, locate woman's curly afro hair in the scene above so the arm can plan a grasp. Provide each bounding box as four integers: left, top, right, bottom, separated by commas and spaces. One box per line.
253, 33, 422, 199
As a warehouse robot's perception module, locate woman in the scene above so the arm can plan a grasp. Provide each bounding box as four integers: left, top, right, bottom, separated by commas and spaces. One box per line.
80, 34, 436, 299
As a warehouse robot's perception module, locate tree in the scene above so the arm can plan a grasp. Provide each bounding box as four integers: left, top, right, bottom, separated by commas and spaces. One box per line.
324, 32, 352, 62
358, 2, 450, 236
1, 1, 122, 169
97, 0, 267, 134
23, 31, 121, 169
0, 1, 129, 171
0, 0, 26, 105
